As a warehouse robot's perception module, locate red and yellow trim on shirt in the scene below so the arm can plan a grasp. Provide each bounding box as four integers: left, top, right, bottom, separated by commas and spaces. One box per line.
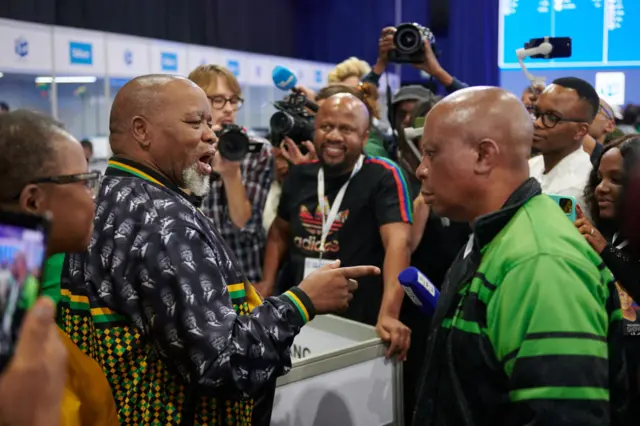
366, 157, 413, 223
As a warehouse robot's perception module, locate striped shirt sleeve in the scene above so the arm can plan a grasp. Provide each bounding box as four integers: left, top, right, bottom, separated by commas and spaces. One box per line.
486, 254, 611, 425
368, 157, 413, 225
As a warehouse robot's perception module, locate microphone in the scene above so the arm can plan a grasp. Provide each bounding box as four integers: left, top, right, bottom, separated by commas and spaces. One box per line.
398, 267, 439, 316
271, 65, 319, 113
272, 66, 298, 91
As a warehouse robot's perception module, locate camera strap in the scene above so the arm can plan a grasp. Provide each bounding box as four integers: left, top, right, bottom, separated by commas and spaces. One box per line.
317, 155, 365, 259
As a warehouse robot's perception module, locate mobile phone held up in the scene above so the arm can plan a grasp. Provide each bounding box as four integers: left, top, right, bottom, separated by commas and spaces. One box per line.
548, 194, 577, 222
525, 37, 572, 59
0, 211, 49, 372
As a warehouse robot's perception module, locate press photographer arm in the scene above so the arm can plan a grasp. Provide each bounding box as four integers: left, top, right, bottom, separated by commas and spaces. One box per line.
211, 153, 253, 229
414, 35, 468, 93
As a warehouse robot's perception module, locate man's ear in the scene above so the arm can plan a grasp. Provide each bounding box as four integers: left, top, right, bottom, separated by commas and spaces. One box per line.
18, 185, 48, 215
361, 129, 370, 149
132, 116, 151, 149
574, 123, 590, 141
475, 138, 500, 175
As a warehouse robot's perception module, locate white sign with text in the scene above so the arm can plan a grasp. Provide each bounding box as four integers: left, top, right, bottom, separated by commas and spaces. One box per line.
53, 26, 106, 74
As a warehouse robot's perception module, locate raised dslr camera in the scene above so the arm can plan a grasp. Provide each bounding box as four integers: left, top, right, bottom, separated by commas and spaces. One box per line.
389, 23, 436, 64
215, 124, 262, 162
269, 91, 316, 145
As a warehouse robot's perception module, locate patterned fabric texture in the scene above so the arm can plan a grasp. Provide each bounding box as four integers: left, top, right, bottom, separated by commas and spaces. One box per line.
58, 160, 311, 425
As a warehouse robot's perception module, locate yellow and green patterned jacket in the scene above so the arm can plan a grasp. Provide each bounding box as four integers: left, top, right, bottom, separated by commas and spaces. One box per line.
58, 157, 315, 425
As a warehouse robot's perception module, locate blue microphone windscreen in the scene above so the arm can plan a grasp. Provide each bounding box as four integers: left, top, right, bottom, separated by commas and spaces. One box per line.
398, 266, 439, 316
398, 267, 419, 286
272, 66, 298, 91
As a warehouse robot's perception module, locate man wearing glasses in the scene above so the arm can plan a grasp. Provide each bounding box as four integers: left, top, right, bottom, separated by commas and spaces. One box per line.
528, 77, 598, 212
583, 98, 618, 164
188, 65, 273, 284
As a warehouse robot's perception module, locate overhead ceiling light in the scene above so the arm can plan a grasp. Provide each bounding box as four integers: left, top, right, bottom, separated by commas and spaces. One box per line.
35, 76, 97, 84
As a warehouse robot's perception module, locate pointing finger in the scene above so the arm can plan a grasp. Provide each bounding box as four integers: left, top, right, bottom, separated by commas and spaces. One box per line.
338, 265, 381, 279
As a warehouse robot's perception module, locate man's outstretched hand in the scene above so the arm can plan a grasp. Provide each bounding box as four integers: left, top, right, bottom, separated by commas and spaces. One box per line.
298, 260, 380, 314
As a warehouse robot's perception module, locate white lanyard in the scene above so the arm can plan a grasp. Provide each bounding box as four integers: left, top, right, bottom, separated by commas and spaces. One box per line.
317, 155, 364, 259
613, 233, 629, 250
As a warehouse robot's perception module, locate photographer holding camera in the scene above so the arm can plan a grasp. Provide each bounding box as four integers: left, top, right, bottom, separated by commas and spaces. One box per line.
188, 65, 274, 283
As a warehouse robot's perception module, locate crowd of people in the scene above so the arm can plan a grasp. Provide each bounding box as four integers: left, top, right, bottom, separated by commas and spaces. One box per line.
0, 25, 639, 426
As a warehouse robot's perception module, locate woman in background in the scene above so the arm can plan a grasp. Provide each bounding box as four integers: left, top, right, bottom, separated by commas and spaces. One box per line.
573, 134, 640, 420
327, 57, 372, 87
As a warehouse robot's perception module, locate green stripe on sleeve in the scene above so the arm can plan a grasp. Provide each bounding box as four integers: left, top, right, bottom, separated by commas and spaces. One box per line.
451, 317, 487, 335
510, 386, 609, 402
516, 337, 607, 361
282, 291, 310, 324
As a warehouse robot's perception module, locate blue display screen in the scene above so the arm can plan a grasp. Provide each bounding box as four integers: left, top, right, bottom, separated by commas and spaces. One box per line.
499, 0, 640, 69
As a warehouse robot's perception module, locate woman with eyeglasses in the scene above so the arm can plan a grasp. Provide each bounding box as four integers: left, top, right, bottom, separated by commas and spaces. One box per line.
0, 110, 117, 425
573, 134, 640, 419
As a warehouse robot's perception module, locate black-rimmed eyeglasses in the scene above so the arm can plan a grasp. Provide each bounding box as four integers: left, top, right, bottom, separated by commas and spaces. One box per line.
207, 95, 244, 111
14, 171, 102, 200
527, 106, 587, 129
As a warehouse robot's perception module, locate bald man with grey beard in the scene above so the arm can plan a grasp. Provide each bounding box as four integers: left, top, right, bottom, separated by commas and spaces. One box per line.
412, 87, 628, 426
59, 75, 380, 425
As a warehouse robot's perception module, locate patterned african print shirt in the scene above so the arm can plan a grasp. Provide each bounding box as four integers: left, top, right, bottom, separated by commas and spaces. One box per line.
58, 157, 315, 425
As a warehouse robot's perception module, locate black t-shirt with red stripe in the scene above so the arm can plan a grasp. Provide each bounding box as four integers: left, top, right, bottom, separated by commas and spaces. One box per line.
277, 157, 412, 325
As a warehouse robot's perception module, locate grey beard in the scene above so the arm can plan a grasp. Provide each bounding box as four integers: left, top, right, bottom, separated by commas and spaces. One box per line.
182, 163, 210, 197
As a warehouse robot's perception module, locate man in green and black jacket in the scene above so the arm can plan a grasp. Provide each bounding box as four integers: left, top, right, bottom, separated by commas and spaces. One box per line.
412, 86, 628, 426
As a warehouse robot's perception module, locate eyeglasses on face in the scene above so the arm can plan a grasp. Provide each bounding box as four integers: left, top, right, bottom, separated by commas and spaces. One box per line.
12, 171, 102, 201
527, 106, 587, 129
207, 95, 244, 111
30, 171, 102, 193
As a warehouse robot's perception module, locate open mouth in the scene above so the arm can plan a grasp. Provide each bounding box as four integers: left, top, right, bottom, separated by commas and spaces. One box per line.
323, 144, 346, 158
196, 152, 215, 175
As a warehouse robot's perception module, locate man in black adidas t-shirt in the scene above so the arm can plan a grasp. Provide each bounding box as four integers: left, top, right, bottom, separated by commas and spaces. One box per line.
260, 93, 413, 359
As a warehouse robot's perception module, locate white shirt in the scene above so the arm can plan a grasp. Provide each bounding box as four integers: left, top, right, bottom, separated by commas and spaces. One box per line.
262, 181, 282, 233
529, 147, 592, 211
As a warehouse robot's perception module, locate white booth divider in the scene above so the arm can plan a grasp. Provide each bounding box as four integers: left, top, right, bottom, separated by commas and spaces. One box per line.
273, 315, 403, 426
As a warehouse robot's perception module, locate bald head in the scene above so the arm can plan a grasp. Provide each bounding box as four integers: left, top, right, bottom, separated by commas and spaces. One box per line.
106, 73, 215, 195
426, 86, 533, 168
317, 93, 371, 130
109, 75, 204, 154
314, 93, 370, 176
417, 87, 534, 222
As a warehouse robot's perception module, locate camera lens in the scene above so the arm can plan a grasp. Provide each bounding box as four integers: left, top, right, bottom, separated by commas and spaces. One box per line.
395, 25, 422, 53
559, 198, 573, 214
270, 111, 295, 135
216, 125, 249, 162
